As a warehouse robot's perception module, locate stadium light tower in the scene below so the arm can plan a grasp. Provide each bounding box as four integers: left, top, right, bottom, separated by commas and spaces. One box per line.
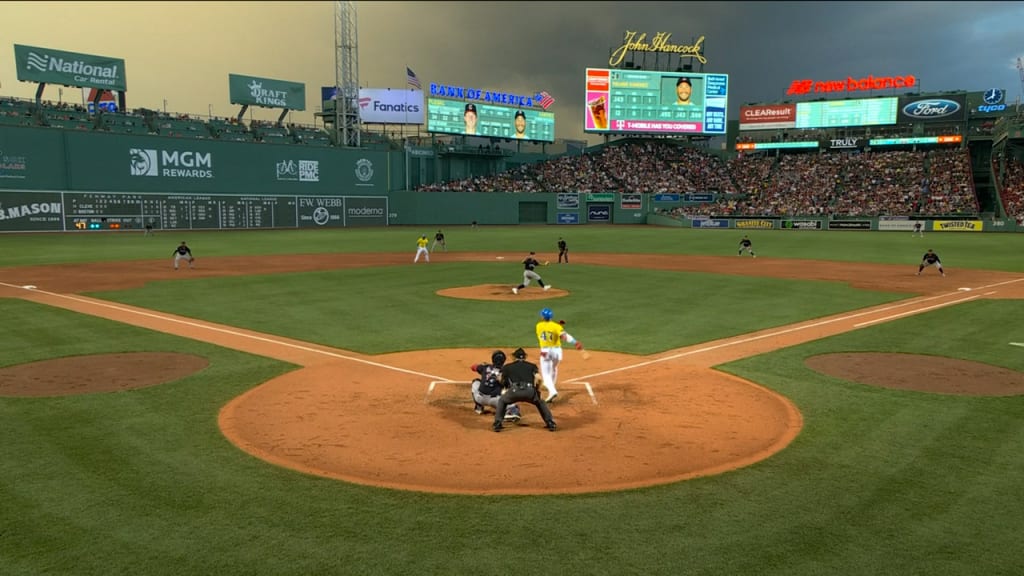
334, 0, 361, 147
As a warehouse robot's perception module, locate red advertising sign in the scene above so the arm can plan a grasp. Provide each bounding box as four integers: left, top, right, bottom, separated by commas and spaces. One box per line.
739, 104, 796, 130
786, 75, 917, 96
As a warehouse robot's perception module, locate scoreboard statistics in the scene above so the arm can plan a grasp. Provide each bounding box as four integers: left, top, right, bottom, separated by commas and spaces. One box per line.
584, 68, 728, 135
794, 97, 898, 129
426, 97, 555, 142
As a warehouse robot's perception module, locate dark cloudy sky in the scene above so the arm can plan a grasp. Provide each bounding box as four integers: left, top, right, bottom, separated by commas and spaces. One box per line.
2, 1, 1022, 143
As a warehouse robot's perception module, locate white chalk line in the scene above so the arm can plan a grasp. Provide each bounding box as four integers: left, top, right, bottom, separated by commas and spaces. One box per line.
0, 281, 452, 382
853, 294, 980, 327
424, 379, 598, 405
566, 277, 1024, 383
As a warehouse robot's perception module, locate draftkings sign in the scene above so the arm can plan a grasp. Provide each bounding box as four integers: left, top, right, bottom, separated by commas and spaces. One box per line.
229, 74, 306, 110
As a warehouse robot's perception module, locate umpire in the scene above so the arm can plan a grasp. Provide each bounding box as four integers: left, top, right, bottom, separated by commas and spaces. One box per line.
493, 348, 557, 433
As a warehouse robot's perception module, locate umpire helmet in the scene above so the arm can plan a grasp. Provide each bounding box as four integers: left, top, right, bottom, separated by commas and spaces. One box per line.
491, 350, 506, 368
540, 307, 554, 320
512, 347, 527, 359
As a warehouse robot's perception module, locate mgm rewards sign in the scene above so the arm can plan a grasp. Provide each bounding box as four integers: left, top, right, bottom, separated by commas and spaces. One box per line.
609, 31, 707, 67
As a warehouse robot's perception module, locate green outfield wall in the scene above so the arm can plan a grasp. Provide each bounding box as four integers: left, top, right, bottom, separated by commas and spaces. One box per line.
1, 125, 1019, 232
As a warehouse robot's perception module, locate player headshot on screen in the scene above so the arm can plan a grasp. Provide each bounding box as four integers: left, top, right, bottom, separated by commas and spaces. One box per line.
464, 103, 478, 135
514, 110, 527, 139
675, 77, 694, 105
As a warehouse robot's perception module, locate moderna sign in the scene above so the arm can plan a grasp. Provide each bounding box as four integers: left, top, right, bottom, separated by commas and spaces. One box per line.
357, 89, 424, 124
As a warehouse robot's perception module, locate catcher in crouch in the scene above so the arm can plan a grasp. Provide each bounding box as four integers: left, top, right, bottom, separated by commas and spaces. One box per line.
535, 307, 584, 403
470, 350, 521, 422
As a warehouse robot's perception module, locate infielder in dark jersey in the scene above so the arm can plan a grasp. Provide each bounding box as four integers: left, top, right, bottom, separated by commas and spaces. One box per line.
173, 241, 194, 270
917, 249, 945, 276
738, 235, 755, 258
493, 348, 556, 432
512, 251, 550, 294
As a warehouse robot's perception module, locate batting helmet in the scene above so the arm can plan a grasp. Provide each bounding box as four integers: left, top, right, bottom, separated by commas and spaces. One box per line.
491, 350, 507, 367
540, 307, 554, 320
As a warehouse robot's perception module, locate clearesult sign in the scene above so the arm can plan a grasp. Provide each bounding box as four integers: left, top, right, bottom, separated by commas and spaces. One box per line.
14, 44, 126, 91
229, 74, 306, 111
357, 89, 424, 124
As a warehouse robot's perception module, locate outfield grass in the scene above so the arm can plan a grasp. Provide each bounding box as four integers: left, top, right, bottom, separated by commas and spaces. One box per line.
2, 228, 1023, 575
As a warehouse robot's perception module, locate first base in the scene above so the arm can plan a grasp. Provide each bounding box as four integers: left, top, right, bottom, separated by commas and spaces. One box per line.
957, 287, 972, 291
22, 285, 37, 290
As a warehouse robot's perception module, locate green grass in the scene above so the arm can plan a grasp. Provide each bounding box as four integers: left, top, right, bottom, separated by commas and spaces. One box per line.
2, 228, 1024, 575
2, 225, 1024, 271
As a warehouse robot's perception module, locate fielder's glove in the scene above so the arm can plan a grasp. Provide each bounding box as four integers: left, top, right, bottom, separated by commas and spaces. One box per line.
575, 342, 584, 350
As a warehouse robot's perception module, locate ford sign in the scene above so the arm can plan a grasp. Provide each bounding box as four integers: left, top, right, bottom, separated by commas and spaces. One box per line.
901, 99, 961, 120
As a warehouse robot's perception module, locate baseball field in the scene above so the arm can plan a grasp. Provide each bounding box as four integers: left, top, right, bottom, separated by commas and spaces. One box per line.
1, 225, 1023, 575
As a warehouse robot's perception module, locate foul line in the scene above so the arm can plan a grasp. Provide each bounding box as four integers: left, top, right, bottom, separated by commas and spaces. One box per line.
566, 278, 1024, 383
853, 294, 980, 327
1, 282, 451, 382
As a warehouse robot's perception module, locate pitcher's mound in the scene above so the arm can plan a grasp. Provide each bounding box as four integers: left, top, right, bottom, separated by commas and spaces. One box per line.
437, 284, 568, 301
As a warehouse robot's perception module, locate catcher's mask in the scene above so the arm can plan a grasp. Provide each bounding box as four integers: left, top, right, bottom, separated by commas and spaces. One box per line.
491, 350, 507, 368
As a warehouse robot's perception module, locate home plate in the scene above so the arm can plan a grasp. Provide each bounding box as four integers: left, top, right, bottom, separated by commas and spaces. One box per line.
957, 287, 971, 291
22, 285, 37, 290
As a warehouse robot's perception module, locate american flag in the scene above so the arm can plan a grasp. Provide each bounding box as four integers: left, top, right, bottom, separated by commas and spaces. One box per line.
537, 91, 556, 110
406, 67, 421, 90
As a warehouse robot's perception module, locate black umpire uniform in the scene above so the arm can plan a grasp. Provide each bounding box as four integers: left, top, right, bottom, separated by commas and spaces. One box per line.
557, 238, 569, 263
494, 348, 557, 432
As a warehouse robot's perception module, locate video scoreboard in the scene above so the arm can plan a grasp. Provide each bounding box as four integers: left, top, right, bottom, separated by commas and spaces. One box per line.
426, 98, 555, 142
584, 68, 728, 135
794, 97, 898, 129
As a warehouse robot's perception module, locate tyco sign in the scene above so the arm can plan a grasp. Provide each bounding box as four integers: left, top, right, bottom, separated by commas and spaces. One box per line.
14, 44, 126, 91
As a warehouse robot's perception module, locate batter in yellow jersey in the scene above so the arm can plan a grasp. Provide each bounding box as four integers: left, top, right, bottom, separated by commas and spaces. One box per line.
535, 307, 582, 403
414, 234, 430, 263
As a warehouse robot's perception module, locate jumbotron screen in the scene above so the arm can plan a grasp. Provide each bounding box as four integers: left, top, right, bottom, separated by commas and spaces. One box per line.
426, 97, 555, 142
584, 68, 728, 134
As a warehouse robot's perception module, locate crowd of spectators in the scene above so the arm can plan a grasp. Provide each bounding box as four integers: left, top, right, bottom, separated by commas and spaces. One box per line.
999, 153, 1024, 223
419, 140, 981, 218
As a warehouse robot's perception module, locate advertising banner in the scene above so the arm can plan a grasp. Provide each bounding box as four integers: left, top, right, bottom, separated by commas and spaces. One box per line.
897, 94, 966, 123
739, 104, 796, 131
343, 196, 388, 227
556, 192, 579, 209
967, 89, 1009, 116
735, 219, 775, 230
692, 218, 729, 228
587, 204, 611, 222
14, 44, 127, 91
653, 193, 680, 202
229, 74, 306, 111
827, 137, 863, 150
557, 212, 580, 224
932, 220, 982, 232
878, 220, 918, 231
586, 192, 616, 202
82, 88, 119, 113
781, 219, 823, 230
0, 191, 64, 231
426, 97, 554, 142
620, 193, 642, 209
358, 89, 424, 124
828, 220, 872, 230
685, 193, 714, 202
584, 68, 728, 135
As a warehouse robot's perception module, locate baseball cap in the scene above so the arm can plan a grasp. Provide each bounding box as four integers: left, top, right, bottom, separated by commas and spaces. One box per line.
514, 110, 526, 119
465, 103, 477, 114
676, 77, 692, 86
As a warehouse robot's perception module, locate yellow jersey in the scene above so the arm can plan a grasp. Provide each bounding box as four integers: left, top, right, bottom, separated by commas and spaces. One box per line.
536, 320, 565, 348
417, 237, 428, 248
